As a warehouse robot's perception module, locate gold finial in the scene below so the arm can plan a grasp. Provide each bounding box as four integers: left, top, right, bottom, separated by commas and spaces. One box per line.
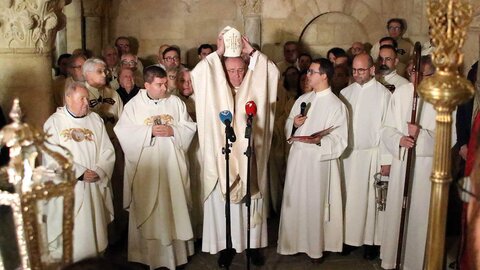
427, 0, 473, 72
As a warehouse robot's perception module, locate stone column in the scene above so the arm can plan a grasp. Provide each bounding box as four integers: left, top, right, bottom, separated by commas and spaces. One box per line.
82, 0, 107, 56
237, 0, 262, 46
0, 0, 69, 128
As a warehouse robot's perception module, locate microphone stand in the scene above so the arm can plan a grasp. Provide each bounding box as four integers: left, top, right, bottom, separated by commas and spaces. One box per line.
244, 113, 253, 270
222, 124, 235, 269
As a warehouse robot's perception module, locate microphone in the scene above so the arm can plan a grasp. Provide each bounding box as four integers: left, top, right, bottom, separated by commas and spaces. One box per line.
245, 101, 257, 117
219, 110, 236, 142
300, 102, 307, 116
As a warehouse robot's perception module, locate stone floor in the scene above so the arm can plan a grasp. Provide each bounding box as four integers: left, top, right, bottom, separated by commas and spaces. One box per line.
104, 216, 404, 270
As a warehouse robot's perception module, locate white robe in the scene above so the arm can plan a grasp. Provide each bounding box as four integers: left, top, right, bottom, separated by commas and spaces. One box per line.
114, 90, 196, 269
43, 107, 115, 261
277, 88, 348, 259
340, 79, 391, 246
379, 83, 445, 270
384, 70, 410, 91
191, 51, 279, 253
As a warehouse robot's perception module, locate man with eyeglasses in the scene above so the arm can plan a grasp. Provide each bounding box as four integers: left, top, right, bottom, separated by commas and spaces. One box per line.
380, 55, 444, 270
191, 29, 279, 268
53, 54, 87, 109
120, 53, 144, 87
278, 58, 348, 262
339, 53, 391, 260
370, 18, 414, 69
377, 45, 409, 92
163, 46, 182, 70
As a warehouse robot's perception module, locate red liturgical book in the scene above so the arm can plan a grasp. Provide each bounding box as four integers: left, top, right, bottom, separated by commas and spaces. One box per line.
288, 126, 335, 142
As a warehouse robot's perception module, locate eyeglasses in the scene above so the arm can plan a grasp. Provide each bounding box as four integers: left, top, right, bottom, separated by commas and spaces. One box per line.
164, 56, 180, 62
352, 68, 370, 74
121, 60, 137, 66
71, 65, 82, 69
306, 69, 323, 75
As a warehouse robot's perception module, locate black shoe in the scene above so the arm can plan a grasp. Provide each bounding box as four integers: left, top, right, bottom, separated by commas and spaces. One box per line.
363, 245, 380, 260
340, 244, 357, 256
218, 248, 236, 268
247, 249, 265, 266
310, 257, 324, 264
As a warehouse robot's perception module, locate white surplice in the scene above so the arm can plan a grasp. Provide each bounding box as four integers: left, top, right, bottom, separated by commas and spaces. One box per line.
114, 90, 196, 269
44, 107, 115, 261
379, 83, 452, 270
191, 51, 279, 253
384, 70, 410, 91
340, 78, 391, 246
277, 88, 348, 259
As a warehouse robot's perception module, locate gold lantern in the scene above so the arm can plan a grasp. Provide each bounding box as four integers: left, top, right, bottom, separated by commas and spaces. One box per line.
0, 99, 76, 270
419, 0, 474, 269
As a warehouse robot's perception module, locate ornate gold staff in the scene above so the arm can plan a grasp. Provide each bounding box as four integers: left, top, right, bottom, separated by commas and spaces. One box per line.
418, 0, 474, 269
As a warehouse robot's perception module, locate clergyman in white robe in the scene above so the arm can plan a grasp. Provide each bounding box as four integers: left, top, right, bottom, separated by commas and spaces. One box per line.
44, 107, 115, 261
114, 89, 196, 270
278, 87, 348, 258
191, 49, 279, 254
379, 82, 451, 270
340, 78, 391, 247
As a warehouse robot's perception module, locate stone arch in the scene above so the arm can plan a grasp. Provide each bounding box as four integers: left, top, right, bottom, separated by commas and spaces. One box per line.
298, 11, 369, 58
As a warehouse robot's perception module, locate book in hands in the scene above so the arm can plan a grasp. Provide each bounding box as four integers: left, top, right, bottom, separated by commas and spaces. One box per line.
287, 126, 335, 143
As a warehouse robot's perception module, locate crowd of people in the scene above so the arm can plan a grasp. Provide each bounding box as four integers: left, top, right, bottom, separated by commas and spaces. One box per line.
41, 17, 479, 270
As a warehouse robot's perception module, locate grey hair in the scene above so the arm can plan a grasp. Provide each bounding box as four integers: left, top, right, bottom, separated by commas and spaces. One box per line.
82, 58, 106, 76
101, 45, 118, 57
64, 81, 87, 97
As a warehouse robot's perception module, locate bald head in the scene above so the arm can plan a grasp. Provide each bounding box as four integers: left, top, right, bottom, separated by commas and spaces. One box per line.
352, 53, 375, 85
225, 57, 246, 87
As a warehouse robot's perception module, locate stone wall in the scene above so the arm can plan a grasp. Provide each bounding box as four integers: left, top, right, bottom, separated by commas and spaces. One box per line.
101, 0, 479, 71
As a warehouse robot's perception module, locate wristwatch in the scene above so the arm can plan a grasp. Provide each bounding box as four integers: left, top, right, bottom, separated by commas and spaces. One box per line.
316, 140, 321, 146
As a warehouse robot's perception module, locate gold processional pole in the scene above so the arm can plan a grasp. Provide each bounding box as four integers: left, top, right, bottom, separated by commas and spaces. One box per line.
419, 0, 474, 269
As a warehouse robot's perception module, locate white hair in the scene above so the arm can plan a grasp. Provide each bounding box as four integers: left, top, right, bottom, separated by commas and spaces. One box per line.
82, 58, 106, 76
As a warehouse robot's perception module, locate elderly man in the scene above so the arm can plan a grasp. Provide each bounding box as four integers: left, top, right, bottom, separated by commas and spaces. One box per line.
377, 45, 409, 92
102, 45, 120, 90
191, 31, 279, 267
120, 53, 144, 87
114, 66, 196, 269
350, 42, 366, 56
116, 68, 140, 105
278, 58, 348, 261
83, 58, 123, 137
339, 53, 391, 260
44, 82, 115, 261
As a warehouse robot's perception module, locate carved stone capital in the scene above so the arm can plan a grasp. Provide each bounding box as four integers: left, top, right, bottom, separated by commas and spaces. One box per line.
236, 0, 261, 16
0, 0, 67, 54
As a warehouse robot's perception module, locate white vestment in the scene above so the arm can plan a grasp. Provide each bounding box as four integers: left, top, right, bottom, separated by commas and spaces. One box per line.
179, 94, 203, 238
340, 79, 391, 246
379, 83, 452, 270
114, 90, 196, 269
191, 51, 279, 253
384, 70, 410, 91
277, 88, 348, 259
44, 107, 115, 261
